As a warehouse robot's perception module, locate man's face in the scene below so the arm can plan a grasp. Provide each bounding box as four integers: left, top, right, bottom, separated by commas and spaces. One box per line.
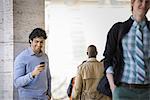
30, 37, 45, 54
132, 0, 150, 18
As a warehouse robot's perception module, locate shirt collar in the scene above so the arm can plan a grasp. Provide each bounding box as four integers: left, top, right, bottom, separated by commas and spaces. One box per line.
27, 47, 43, 56
131, 15, 146, 29
87, 58, 98, 62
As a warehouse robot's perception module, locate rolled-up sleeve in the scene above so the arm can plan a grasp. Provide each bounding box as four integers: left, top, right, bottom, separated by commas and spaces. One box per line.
106, 66, 114, 74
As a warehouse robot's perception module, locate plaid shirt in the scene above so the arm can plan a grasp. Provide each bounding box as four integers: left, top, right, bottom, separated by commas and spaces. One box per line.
121, 20, 150, 84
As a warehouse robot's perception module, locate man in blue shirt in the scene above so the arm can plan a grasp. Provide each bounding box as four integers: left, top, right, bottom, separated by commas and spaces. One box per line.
14, 28, 51, 100
104, 0, 150, 100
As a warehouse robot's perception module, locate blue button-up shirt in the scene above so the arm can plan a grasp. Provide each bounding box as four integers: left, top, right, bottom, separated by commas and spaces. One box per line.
14, 47, 51, 99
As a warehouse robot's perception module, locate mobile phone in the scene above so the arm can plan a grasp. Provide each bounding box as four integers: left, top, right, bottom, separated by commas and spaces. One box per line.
40, 62, 45, 64
40, 62, 45, 67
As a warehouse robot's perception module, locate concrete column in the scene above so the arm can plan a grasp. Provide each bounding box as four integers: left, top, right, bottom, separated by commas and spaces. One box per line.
13, 0, 45, 56
13, 0, 45, 99
0, 0, 13, 100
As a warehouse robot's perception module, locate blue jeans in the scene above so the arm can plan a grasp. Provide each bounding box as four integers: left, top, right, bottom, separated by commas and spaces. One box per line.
113, 86, 150, 100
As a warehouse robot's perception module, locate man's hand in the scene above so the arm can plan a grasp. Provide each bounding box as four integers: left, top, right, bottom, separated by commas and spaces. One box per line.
32, 64, 45, 77
110, 83, 116, 92
106, 73, 116, 92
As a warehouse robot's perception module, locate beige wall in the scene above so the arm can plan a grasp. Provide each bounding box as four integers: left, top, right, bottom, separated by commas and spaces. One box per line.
13, 0, 45, 56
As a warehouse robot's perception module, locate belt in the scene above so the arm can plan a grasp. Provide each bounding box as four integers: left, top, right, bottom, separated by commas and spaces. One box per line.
120, 83, 150, 89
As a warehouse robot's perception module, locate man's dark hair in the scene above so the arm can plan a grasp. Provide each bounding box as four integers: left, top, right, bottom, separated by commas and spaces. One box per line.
29, 28, 47, 44
87, 45, 97, 58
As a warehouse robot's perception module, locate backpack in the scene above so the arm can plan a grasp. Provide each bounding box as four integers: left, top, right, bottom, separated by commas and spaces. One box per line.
97, 22, 123, 97
67, 77, 75, 97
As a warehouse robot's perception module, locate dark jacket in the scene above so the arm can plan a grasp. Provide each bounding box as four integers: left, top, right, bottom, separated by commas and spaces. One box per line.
103, 17, 150, 85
